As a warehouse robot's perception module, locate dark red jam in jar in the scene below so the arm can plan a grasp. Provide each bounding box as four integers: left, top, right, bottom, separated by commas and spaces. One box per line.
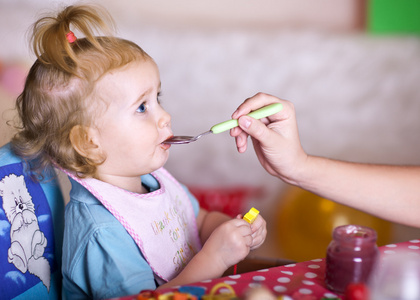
325, 225, 379, 293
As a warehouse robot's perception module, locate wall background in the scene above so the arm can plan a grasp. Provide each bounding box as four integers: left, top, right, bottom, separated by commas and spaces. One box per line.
1, 0, 420, 260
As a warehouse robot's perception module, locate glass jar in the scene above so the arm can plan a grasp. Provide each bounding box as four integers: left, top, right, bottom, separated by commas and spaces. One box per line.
325, 224, 379, 293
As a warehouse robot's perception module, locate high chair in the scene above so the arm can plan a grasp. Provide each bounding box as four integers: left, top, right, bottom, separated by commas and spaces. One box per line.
0, 143, 64, 299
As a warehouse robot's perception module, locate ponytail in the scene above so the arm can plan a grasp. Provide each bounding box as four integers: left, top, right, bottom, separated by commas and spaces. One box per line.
31, 5, 115, 75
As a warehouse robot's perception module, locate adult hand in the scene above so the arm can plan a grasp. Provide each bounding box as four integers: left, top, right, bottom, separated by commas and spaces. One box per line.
230, 93, 307, 185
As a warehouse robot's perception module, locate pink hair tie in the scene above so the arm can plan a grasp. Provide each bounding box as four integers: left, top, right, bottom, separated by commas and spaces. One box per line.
66, 31, 77, 43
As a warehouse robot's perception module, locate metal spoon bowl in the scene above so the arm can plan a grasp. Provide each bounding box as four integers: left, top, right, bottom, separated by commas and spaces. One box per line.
164, 131, 212, 144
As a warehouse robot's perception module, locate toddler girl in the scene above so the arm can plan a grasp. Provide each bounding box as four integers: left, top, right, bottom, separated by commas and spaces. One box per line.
11, 4, 267, 300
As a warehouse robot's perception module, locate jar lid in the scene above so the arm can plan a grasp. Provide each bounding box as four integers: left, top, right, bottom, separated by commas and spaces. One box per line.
333, 225, 377, 244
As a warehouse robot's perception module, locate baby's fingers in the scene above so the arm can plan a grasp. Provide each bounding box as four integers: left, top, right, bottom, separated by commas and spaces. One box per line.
250, 215, 266, 233
250, 229, 266, 250
250, 216, 267, 250
234, 220, 254, 246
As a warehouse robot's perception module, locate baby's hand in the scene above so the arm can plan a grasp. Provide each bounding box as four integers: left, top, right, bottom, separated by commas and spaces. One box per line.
249, 214, 267, 250
201, 218, 252, 271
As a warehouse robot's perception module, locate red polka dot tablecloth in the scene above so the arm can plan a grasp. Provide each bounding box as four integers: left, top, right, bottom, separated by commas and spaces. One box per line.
114, 239, 420, 299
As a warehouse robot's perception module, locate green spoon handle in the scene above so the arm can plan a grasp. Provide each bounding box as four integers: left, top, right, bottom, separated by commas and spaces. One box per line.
210, 103, 283, 134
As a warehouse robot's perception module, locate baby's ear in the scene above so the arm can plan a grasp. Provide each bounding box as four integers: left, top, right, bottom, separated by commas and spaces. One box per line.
70, 125, 103, 161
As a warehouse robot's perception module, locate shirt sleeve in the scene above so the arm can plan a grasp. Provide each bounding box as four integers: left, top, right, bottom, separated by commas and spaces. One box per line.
63, 224, 156, 300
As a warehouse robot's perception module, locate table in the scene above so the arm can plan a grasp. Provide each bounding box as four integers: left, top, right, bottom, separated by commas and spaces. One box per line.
115, 239, 420, 299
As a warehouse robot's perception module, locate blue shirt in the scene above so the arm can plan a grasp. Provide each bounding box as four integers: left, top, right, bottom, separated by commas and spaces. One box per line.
62, 173, 199, 300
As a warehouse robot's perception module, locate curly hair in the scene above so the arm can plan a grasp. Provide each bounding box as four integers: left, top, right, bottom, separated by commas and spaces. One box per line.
11, 4, 150, 177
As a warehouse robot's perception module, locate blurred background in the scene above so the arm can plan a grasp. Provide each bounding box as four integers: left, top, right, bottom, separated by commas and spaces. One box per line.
1, 0, 420, 262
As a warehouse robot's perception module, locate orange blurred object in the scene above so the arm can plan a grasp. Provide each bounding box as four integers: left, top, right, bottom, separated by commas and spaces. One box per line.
275, 186, 393, 262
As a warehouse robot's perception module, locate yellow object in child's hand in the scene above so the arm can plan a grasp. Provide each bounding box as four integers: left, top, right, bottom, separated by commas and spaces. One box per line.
243, 207, 259, 224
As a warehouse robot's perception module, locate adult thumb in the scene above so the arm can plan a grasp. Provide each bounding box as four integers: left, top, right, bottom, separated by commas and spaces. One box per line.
238, 116, 270, 142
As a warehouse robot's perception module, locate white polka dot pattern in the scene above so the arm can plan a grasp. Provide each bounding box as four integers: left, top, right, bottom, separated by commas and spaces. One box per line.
123, 240, 420, 300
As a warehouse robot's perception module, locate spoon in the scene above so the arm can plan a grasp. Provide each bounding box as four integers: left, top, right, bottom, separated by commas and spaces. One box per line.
164, 103, 282, 144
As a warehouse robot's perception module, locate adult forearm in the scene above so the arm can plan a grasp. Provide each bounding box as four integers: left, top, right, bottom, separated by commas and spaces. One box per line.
295, 155, 420, 228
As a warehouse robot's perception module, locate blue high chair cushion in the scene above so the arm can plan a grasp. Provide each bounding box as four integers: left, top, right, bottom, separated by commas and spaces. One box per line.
0, 143, 64, 300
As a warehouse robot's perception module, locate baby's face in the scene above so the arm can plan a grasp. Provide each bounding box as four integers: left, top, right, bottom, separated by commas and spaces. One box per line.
91, 59, 173, 186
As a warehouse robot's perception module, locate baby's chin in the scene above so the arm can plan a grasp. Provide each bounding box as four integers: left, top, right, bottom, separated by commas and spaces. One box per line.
147, 153, 170, 173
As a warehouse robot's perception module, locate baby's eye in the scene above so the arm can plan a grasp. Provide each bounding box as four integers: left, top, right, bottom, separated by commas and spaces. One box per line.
157, 91, 162, 102
136, 103, 147, 113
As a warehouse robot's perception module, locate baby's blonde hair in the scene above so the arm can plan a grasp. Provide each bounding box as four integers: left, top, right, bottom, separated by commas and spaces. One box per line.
11, 4, 151, 177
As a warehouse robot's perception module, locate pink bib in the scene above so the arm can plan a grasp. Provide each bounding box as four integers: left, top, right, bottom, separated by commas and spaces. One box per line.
62, 167, 202, 282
